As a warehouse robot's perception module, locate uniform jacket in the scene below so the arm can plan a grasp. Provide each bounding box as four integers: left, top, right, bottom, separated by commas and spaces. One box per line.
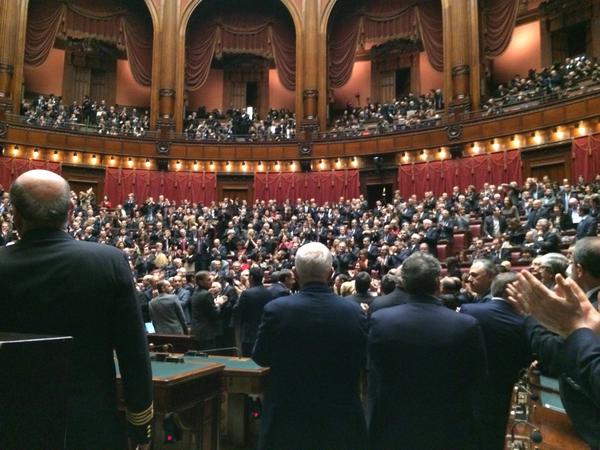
0, 229, 152, 449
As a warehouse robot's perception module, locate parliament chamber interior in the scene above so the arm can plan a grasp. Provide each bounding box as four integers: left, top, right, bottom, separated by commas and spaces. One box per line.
1, 0, 600, 449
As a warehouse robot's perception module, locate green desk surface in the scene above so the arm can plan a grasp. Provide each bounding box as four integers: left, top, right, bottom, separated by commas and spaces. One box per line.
184, 355, 264, 372
116, 359, 224, 381
540, 375, 560, 392
540, 390, 566, 414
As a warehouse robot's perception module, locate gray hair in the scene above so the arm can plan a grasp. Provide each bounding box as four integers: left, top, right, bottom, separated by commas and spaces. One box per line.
400, 252, 441, 295
491, 272, 518, 298
294, 242, 333, 284
541, 252, 569, 277
472, 259, 499, 277
10, 174, 70, 230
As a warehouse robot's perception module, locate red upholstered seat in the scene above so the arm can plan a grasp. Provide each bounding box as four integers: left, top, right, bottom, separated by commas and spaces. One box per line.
469, 223, 481, 238
437, 244, 448, 261
453, 233, 466, 253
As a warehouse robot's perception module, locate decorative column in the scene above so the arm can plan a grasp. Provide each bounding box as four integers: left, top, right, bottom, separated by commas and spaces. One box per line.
300, 0, 320, 139
442, 0, 480, 112
156, 0, 178, 135
0, 0, 27, 115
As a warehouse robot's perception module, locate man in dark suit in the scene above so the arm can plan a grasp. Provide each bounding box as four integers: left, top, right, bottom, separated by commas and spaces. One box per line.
368, 253, 487, 450
191, 271, 225, 350
576, 205, 598, 240
535, 218, 561, 255
268, 269, 294, 299
348, 271, 373, 309
369, 272, 409, 315
233, 267, 273, 356
253, 242, 367, 450
483, 207, 507, 238
460, 272, 532, 450
467, 259, 498, 302
0, 170, 152, 450
518, 237, 600, 447
526, 199, 547, 230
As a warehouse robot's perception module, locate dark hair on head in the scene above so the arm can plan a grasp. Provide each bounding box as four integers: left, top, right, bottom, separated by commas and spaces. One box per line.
401, 253, 441, 295
573, 237, 600, 278
270, 271, 280, 283
156, 279, 170, 294
249, 266, 264, 285
491, 272, 518, 298
335, 273, 350, 283
380, 274, 397, 295
279, 269, 293, 283
354, 271, 371, 294
195, 270, 211, 285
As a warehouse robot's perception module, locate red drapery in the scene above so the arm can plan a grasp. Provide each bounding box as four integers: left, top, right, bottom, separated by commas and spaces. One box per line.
185, 7, 296, 91
104, 168, 217, 206
397, 151, 522, 198
572, 133, 600, 183
482, 0, 520, 58
0, 157, 62, 190
328, 0, 443, 88
254, 170, 360, 204
25, 0, 153, 86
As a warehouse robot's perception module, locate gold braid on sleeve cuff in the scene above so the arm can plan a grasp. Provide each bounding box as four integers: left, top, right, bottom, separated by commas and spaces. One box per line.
126, 403, 154, 426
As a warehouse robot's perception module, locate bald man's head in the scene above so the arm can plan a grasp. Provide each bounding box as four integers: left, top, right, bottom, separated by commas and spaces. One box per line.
10, 170, 71, 233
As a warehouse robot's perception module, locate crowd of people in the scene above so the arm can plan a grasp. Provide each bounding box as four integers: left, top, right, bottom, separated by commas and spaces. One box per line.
483, 55, 600, 116
1, 169, 600, 449
183, 107, 296, 141
20, 95, 151, 137
323, 89, 444, 138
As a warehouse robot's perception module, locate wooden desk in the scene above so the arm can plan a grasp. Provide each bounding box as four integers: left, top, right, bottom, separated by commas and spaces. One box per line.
147, 333, 194, 353
117, 359, 224, 450
505, 373, 588, 449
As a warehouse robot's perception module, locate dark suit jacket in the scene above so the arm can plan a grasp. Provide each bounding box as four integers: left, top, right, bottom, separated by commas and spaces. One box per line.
0, 230, 152, 449
525, 289, 600, 447
483, 215, 507, 238
561, 328, 600, 447
234, 285, 273, 346
253, 283, 367, 450
268, 282, 291, 299
369, 287, 410, 315
190, 287, 220, 343
537, 230, 560, 254
368, 295, 487, 450
577, 215, 598, 240
461, 299, 532, 450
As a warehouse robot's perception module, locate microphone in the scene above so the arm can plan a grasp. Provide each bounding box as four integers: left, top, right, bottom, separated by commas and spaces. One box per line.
510, 420, 543, 445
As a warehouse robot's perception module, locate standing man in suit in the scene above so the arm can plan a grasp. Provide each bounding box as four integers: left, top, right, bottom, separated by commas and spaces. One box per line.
510, 269, 600, 449
483, 207, 507, 238
191, 271, 225, 350
268, 269, 294, 299
253, 242, 367, 450
149, 280, 188, 335
515, 237, 600, 446
576, 205, 598, 240
368, 253, 487, 450
0, 170, 152, 450
369, 271, 409, 315
460, 272, 532, 450
467, 259, 498, 302
233, 266, 273, 356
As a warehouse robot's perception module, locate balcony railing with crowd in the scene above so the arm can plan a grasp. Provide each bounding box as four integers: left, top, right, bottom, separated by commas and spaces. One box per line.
483, 55, 600, 116
183, 107, 296, 142
20, 95, 150, 137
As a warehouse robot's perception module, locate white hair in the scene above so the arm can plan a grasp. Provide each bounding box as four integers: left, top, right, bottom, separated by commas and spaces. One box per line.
295, 242, 333, 284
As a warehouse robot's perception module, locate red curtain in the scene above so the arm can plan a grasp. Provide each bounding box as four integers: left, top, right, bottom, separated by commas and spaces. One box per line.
398, 151, 522, 198
104, 168, 217, 206
25, 0, 152, 86
417, 0, 443, 72
572, 133, 600, 183
254, 170, 360, 204
0, 157, 62, 191
483, 0, 520, 58
185, 8, 296, 91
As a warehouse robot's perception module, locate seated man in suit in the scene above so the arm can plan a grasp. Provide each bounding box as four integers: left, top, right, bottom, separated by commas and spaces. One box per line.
149, 280, 188, 335
368, 253, 487, 450
460, 272, 532, 450
253, 242, 367, 450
